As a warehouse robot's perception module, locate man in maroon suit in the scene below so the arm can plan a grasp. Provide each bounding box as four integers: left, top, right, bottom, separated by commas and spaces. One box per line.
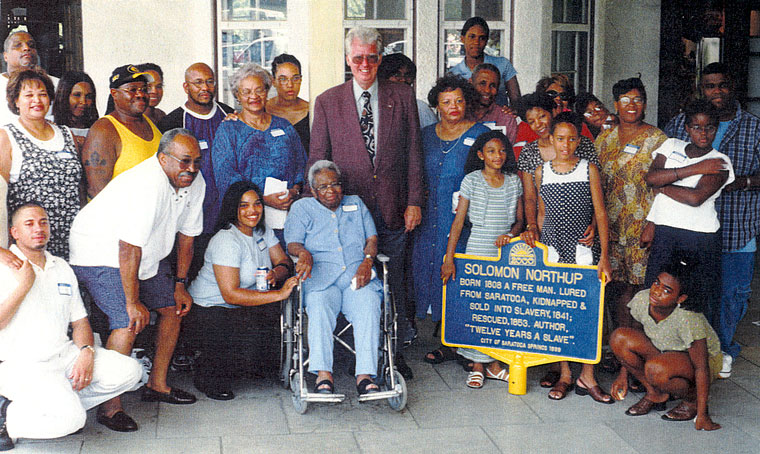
309, 27, 424, 379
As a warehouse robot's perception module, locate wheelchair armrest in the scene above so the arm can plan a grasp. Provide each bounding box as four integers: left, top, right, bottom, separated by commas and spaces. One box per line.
376, 253, 389, 263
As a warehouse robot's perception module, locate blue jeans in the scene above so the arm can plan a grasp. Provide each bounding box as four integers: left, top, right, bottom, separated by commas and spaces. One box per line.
719, 251, 755, 358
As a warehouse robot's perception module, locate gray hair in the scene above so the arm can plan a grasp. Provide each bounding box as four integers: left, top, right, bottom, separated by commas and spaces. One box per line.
4, 31, 31, 53
308, 160, 342, 189
229, 63, 272, 99
344, 27, 382, 56
157, 128, 197, 155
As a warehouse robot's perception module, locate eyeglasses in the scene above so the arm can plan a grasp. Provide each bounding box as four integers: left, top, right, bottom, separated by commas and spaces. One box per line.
687, 124, 717, 133
350, 54, 380, 65
165, 153, 201, 170
188, 79, 216, 88
115, 86, 148, 95
276, 75, 302, 84
545, 90, 572, 101
702, 82, 729, 90
315, 182, 342, 193
583, 106, 604, 118
618, 96, 644, 106
238, 88, 268, 98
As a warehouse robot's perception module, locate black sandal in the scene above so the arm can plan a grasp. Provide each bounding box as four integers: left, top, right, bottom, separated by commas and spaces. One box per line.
424, 346, 458, 364
356, 378, 379, 395
315, 379, 334, 394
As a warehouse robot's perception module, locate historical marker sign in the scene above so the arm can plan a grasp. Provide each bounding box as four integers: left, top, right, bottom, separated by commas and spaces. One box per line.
442, 240, 604, 363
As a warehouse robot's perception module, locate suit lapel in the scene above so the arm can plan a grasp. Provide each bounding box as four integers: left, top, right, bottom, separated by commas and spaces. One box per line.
341, 81, 367, 152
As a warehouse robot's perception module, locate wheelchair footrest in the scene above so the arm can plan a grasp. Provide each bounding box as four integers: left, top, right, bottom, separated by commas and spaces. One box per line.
302, 392, 346, 403
357, 388, 402, 402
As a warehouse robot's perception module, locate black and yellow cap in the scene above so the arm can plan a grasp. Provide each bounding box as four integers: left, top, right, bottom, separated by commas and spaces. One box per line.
109, 64, 154, 89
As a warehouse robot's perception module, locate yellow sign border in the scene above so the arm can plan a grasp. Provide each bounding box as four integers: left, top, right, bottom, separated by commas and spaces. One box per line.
441, 238, 606, 394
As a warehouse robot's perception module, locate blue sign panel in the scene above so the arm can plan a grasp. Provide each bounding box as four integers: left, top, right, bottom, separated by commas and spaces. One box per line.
442, 240, 603, 362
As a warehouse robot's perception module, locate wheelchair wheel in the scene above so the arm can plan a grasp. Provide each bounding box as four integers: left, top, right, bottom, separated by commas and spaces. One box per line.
386, 369, 407, 412
280, 295, 296, 389
290, 372, 308, 414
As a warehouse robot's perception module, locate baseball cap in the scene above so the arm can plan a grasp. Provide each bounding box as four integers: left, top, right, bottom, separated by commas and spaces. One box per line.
109, 64, 154, 89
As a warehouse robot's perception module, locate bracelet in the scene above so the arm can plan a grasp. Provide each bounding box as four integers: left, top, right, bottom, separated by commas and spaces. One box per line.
80, 345, 95, 355
673, 168, 679, 180
364, 254, 374, 261
526, 223, 538, 231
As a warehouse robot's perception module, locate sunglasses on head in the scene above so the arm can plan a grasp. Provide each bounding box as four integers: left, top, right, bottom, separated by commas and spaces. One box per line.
545, 90, 572, 101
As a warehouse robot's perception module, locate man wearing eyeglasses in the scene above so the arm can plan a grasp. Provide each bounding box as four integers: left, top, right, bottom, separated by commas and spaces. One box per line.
81, 64, 162, 199
309, 27, 423, 379
158, 63, 234, 273
664, 62, 760, 380
69, 129, 206, 431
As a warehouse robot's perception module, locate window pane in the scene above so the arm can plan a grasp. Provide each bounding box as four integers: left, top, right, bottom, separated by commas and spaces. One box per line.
345, 0, 405, 19
221, 0, 287, 21
220, 29, 287, 104
444, 28, 502, 73
344, 28, 406, 80
551, 31, 588, 92
474, 0, 503, 21
552, 0, 587, 24
445, 0, 504, 21
552, 31, 576, 73
444, 0, 466, 21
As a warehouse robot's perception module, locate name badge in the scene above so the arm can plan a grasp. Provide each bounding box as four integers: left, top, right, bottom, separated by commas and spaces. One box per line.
622, 144, 640, 155
343, 204, 358, 212
58, 283, 73, 296
271, 129, 285, 137
256, 237, 267, 251
669, 151, 687, 163
463, 137, 475, 146
199, 140, 209, 150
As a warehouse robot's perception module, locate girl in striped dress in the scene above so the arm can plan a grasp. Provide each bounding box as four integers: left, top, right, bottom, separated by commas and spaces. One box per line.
440, 130, 524, 388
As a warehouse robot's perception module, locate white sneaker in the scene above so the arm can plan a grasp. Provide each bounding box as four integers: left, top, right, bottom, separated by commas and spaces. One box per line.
719, 353, 733, 378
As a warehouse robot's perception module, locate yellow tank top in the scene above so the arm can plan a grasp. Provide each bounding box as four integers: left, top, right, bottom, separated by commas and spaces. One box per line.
106, 114, 162, 179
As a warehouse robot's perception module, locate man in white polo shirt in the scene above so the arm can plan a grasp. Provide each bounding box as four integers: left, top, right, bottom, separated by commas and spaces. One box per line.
69, 128, 205, 429
0, 203, 142, 450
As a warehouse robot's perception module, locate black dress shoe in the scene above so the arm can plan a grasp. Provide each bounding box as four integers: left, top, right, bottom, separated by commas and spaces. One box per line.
0, 395, 13, 451
205, 389, 235, 401
96, 411, 138, 432
142, 386, 197, 404
395, 354, 414, 380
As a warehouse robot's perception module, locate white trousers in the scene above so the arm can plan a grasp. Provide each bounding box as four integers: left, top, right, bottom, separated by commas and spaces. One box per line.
0, 341, 142, 440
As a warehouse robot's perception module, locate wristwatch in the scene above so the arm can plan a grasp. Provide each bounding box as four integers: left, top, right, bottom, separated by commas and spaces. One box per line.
172, 276, 189, 286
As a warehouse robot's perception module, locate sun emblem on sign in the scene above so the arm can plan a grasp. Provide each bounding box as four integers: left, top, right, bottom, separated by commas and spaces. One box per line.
509, 242, 536, 266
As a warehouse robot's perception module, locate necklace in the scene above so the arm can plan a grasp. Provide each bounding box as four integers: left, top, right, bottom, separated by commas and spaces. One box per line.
439, 134, 462, 154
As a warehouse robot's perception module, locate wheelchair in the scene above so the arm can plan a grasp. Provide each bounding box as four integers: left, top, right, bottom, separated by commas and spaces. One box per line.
279, 254, 408, 414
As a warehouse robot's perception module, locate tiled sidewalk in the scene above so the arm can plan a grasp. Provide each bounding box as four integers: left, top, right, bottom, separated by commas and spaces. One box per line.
11, 265, 760, 454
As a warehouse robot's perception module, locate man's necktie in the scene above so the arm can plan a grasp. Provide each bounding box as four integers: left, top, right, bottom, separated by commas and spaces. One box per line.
360, 91, 375, 165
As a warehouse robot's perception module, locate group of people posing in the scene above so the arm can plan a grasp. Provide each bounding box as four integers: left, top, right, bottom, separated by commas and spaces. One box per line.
0, 15, 758, 449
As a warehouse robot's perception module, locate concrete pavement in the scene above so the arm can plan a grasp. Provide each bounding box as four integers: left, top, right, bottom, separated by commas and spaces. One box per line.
10, 263, 760, 453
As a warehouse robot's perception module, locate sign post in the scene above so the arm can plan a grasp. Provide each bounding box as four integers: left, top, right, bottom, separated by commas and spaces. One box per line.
442, 239, 605, 395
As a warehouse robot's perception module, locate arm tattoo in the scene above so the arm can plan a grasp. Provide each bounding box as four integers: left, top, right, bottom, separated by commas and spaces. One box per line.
83, 150, 107, 168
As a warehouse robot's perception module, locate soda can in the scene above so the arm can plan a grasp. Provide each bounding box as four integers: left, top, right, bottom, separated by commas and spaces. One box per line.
255, 267, 269, 291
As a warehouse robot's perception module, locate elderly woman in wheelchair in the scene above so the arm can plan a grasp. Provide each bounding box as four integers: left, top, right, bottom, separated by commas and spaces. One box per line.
284, 160, 383, 396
